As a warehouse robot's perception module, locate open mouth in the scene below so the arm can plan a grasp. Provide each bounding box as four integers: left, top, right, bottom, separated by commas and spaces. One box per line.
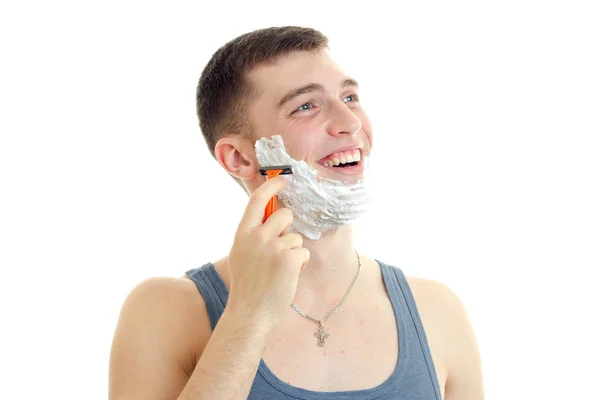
333, 161, 359, 168
318, 148, 362, 168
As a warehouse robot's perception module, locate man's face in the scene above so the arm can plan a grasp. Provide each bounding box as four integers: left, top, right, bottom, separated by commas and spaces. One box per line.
245, 49, 373, 183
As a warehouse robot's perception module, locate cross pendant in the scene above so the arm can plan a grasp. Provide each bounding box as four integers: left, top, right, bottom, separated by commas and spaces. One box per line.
314, 322, 329, 347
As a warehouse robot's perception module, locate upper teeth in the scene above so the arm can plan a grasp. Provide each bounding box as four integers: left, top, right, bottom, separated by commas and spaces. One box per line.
323, 149, 361, 167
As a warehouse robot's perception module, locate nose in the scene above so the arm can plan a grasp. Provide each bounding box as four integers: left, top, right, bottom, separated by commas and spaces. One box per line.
326, 99, 362, 137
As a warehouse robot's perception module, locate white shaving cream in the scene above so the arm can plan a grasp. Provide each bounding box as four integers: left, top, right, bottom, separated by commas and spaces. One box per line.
254, 135, 372, 240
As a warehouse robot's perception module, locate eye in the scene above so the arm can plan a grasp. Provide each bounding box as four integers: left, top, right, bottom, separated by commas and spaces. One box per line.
293, 102, 314, 113
343, 94, 359, 103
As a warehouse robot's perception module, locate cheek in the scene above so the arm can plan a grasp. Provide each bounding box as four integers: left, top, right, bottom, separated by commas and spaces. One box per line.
279, 135, 316, 162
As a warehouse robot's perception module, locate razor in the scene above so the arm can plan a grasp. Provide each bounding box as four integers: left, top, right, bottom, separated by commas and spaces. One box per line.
259, 165, 293, 223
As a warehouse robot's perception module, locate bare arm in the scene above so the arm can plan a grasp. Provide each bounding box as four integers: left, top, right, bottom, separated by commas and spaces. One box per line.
109, 277, 274, 400
441, 284, 484, 400
408, 277, 484, 400
109, 277, 205, 399
178, 302, 272, 400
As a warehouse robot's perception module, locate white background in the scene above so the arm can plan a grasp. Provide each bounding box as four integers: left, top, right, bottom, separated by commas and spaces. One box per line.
1, 1, 599, 399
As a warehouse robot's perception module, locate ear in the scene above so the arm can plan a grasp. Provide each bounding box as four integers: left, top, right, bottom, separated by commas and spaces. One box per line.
214, 135, 259, 180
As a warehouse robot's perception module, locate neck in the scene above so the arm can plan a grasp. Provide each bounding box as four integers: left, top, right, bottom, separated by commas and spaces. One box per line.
295, 224, 359, 297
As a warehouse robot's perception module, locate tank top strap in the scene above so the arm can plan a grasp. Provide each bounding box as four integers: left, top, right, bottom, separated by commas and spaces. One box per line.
378, 261, 443, 399
185, 263, 229, 330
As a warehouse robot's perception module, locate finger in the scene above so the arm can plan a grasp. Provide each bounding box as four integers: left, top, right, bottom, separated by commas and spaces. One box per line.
238, 176, 288, 231
278, 232, 303, 249
261, 207, 293, 237
292, 247, 310, 271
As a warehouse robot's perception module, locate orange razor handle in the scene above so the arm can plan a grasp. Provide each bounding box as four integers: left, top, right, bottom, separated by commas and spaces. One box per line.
259, 165, 293, 223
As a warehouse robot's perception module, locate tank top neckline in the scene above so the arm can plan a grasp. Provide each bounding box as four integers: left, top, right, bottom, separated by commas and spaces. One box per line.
204, 260, 408, 399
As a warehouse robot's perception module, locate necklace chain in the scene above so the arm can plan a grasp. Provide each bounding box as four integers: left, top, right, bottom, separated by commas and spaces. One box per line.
289, 250, 362, 328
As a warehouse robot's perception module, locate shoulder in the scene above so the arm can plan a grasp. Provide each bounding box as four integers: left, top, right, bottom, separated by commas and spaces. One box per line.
109, 276, 211, 398
121, 275, 208, 323
405, 275, 484, 399
404, 274, 474, 348
403, 275, 473, 345
116, 275, 212, 346
380, 263, 462, 313
405, 275, 462, 312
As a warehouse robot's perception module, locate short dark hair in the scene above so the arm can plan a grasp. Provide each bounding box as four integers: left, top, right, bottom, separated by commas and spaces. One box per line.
195, 26, 329, 188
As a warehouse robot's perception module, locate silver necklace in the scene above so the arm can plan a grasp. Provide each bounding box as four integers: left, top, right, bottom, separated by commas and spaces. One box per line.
289, 250, 362, 347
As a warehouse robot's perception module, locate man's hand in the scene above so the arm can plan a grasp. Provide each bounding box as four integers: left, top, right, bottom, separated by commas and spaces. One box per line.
227, 176, 310, 328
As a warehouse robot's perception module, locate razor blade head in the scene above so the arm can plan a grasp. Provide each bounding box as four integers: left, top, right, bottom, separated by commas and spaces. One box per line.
259, 165, 293, 176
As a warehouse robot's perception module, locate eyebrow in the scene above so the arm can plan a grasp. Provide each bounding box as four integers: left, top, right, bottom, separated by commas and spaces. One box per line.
341, 78, 359, 90
276, 78, 360, 109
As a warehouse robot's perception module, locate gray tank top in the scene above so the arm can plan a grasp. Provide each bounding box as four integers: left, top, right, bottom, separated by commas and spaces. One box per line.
185, 260, 443, 399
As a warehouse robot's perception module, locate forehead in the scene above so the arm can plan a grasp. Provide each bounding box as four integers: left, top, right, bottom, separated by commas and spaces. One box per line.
247, 49, 349, 99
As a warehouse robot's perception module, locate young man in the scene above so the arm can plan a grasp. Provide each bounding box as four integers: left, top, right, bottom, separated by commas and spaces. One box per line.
109, 26, 483, 399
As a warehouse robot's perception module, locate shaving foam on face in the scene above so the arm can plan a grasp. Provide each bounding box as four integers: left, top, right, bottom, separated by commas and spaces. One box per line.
254, 135, 371, 240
